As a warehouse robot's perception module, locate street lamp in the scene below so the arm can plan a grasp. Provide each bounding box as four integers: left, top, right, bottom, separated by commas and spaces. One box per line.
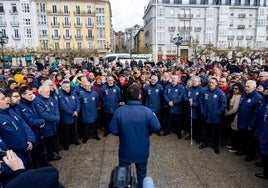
105, 42, 111, 54
0, 31, 9, 69
173, 33, 183, 61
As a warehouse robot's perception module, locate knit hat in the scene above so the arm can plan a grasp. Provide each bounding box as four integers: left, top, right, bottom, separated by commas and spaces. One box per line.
7, 80, 17, 88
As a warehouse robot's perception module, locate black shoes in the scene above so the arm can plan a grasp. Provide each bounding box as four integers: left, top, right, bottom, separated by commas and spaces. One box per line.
103, 131, 110, 137
49, 152, 62, 161
162, 132, 170, 136
177, 134, 182, 140
199, 144, 208, 149
254, 161, 264, 167
93, 135, 101, 140
185, 136, 191, 140
245, 155, 254, 162
255, 173, 268, 180
64, 146, 69, 151
214, 147, 220, 155
156, 131, 162, 136
82, 138, 88, 144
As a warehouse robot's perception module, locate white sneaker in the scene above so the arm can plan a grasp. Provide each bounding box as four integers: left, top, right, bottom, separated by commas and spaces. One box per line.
229, 149, 238, 153
226, 145, 232, 149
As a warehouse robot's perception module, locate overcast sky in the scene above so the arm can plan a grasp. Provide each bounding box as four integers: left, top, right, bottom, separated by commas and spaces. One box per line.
109, 0, 150, 32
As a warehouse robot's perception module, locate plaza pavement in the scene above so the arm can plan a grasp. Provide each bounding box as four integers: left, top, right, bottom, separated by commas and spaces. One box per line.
51, 133, 268, 188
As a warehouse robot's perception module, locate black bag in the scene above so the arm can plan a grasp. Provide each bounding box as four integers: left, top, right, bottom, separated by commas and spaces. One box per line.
109, 166, 137, 188
226, 113, 237, 123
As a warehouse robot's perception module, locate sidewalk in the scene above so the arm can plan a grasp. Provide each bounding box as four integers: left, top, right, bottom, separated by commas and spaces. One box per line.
51, 134, 268, 188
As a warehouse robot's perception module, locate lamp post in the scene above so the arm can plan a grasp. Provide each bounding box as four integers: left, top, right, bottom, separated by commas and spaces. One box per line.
105, 42, 111, 54
173, 33, 183, 62
0, 31, 9, 69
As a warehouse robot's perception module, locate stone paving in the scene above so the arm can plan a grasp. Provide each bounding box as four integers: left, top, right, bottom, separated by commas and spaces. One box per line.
51, 133, 268, 188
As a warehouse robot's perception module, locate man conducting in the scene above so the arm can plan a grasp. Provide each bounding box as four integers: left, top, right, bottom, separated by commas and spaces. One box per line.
109, 83, 160, 188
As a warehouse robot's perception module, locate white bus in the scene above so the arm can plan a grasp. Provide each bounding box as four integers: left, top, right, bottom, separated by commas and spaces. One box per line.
104, 53, 152, 64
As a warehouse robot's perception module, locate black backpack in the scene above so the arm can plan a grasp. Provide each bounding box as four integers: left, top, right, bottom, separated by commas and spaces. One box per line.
109, 166, 137, 188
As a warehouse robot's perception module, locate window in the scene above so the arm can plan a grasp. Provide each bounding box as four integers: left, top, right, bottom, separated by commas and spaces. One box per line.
235, 0, 241, 5
245, 0, 250, 6
0, 3, 4, 12
162, 0, 170, 4
96, 7, 104, 14
66, 42, 70, 50
55, 43, 59, 50
174, 0, 182, 4
254, 0, 260, 6
39, 3, 45, 12
77, 42, 82, 50
64, 17, 69, 25
54, 29, 59, 37
201, 0, 208, 4
169, 34, 174, 43
213, 0, 221, 5
225, 0, 231, 5
88, 42, 93, 50
22, 3, 30, 13
190, 0, 196, 4
87, 5, 92, 14
65, 30, 70, 37
11, 3, 17, 13
97, 28, 104, 38
88, 30, 93, 38
26, 28, 31, 38
23, 18, 31, 25
170, 9, 174, 17
75, 5, 80, 14
14, 29, 19, 38
63, 5, 69, 14
53, 17, 57, 25
196, 10, 200, 17
76, 29, 81, 38
87, 18, 92, 25
76, 17, 81, 25
97, 16, 105, 25
157, 7, 165, 17
52, 5, 57, 13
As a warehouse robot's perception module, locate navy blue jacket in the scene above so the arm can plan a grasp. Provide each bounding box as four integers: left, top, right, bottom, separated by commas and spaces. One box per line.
109, 100, 160, 163
238, 90, 262, 131
143, 83, 163, 114
0, 108, 35, 151
200, 87, 227, 124
18, 98, 45, 146
79, 89, 99, 124
163, 83, 185, 114
100, 84, 121, 113
259, 109, 268, 155
58, 88, 80, 125
183, 85, 204, 119
32, 95, 60, 137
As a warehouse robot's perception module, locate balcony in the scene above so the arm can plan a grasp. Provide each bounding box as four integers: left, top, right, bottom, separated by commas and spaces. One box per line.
39, 34, 48, 38
51, 35, 61, 39
74, 23, 83, 28
9, 10, 18, 15
178, 14, 193, 18
51, 22, 60, 27
10, 21, 19, 27
74, 35, 83, 39
63, 35, 72, 39
246, 36, 253, 40
168, 26, 175, 32
237, 36, 244, 40
86, 11, 95, 16
227, 35, 234, 40
0, 21, 6, 26
86, 35, 94, 40
62, 22, 71, 27
12, 35, 20, 40
237, 25, 245, 29
238, 14, 246, 18
194, 27, 201, 32
85, 23, 94, 28
0, 11, 5, 15
178, 26, 192, 31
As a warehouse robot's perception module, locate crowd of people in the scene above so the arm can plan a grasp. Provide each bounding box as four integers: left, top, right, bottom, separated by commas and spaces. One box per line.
0, 54, 268, 186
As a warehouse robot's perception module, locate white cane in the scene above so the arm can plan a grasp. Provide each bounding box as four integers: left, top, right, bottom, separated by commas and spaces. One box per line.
190, 106, 193, 146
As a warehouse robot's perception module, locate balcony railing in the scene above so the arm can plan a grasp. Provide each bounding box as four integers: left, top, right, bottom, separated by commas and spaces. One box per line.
10, 21, 19, 27
86, 35, 94, 40
237, 25, 245, 29
74, 35, 83, 39
227, 35, 234, 40
0, 21, 7, 26
74, 23, 83, 27
51, 35, 61, 39
9, 10, 18, 15
178, 14, 193, 18
85, 23, 94, 27
12, 35, 20, 40
194, 27, 201, 32
62, 22, 71, 27
51, 22, 60, 27
178, 26, 192, 31
246, 36, 253, 40
237, 36, 244, 40
63, 35, 72, 39
238, 14, 246, 18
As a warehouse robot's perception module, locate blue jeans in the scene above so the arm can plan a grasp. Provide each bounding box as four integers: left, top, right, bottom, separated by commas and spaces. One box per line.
119, 161, 147, 188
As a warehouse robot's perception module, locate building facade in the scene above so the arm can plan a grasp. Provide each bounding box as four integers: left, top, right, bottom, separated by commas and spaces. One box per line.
0, 0, 112, 57
143, 0, 268, 61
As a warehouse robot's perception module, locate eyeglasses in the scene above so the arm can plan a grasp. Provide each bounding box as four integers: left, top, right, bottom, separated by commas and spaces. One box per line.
233, 87, 239, 90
